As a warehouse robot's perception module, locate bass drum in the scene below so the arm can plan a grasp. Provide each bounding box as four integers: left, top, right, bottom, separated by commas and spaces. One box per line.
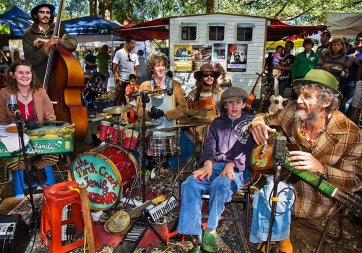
71, 145, 139, 210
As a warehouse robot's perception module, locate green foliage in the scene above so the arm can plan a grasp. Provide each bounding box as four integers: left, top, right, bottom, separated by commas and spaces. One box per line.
0, 0, 360, 25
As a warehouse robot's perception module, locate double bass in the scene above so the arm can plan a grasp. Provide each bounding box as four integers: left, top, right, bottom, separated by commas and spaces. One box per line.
43, 0, 88, 140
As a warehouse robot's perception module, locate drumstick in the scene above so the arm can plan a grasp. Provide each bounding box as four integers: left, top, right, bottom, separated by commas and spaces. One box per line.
79, 184, 96, 253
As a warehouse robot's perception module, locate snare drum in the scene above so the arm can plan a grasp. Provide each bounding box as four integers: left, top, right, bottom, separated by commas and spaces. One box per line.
147, 132, 177, 156
71, 145, 139, 210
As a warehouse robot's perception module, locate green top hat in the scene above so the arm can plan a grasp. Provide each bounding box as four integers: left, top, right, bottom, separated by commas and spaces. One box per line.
293, 69, 342, 97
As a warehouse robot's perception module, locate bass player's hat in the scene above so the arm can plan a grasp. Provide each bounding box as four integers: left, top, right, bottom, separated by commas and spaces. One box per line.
31, 3, 56, 20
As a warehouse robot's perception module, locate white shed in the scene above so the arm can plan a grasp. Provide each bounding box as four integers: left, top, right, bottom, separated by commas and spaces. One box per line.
168, 13, 267, 95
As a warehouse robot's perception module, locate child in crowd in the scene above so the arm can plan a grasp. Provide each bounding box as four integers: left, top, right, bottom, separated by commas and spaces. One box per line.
125, 74, 139, 123
272, 45, 284, 67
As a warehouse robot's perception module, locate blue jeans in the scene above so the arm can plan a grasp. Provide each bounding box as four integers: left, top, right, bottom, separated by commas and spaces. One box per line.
178, 162, 246, 235
250, 176, 295, 243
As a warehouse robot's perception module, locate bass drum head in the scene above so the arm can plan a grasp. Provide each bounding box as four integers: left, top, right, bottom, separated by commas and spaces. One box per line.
71, 151, 122, 211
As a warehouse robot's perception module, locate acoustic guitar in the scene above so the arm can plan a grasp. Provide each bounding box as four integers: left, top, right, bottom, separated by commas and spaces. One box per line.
251, 143, 362, 216
104, 195, 166, 235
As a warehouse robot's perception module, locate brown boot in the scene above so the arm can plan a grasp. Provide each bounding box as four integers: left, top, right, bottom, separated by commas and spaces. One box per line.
279, 237, 293, 253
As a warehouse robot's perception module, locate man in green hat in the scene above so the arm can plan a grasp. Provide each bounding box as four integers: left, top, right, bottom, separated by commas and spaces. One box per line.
249, 69, 361, 253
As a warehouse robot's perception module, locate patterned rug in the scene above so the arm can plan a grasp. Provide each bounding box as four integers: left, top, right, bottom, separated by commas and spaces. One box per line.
8, 194, 252, 253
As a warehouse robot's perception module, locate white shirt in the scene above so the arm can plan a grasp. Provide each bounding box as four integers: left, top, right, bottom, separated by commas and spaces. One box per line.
112, 48, 139, 81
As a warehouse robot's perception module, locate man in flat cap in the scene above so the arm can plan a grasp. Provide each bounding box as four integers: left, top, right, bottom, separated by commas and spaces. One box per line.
22, 2, 78, 82
249, 69, 361, 253
178, 87, 255, 253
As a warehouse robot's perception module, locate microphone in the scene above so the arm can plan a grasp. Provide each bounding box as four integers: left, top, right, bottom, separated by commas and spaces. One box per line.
165, 78, 173, 96
8, 94, 18, 111
8, 94, 20, 116
273, 136, 287, 163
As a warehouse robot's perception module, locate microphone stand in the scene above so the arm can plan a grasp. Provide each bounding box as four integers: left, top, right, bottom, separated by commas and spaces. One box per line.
13, 112, 39, 228
265, 157, 283, 252
140, 92, 149, 203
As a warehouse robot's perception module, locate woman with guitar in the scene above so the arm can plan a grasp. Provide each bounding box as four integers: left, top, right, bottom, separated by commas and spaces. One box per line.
248, 69, 361, 253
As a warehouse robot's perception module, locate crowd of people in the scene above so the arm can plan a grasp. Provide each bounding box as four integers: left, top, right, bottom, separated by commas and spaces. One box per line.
0, 2, 360, 253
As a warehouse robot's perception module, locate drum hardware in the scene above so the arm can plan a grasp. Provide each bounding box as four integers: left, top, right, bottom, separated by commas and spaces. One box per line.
184, 108, 207, 117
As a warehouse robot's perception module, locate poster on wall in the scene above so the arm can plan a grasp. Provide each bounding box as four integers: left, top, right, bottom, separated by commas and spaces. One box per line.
173, 45, 193, 72
192, 45, 212, 71
227, 44, 247, 72
212, 43, 226, 61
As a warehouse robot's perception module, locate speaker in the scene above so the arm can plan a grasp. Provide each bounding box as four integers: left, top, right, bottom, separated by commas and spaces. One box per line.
0, 214, 30, 253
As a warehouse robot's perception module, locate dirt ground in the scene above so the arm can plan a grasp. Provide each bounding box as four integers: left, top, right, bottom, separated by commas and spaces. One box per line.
0, 142, 361, 253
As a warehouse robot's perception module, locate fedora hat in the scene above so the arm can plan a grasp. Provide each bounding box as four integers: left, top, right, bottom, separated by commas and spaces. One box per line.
194, 63, 221, 79
293, 69, 342, 97
31, 3, 56, 18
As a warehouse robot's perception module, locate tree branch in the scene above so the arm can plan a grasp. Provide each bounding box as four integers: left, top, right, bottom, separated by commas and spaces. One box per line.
337, 0, 362, 10
273, 1, 289, 19
284, 6, 314, 21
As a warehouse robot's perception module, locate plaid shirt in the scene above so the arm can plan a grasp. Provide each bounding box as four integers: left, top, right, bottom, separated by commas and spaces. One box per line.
259, 101, 362, 218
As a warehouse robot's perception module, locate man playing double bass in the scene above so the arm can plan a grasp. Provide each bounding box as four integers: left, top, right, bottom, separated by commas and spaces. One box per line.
22, 3, 78, 83
249, 69, 361, 253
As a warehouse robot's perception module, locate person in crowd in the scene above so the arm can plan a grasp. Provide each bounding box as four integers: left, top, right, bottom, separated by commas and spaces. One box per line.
265, 52, 273, 73
291, 38, 319, 81
272, 45, 284, 68
178, 87, 254, 253
317, 37, 349, 82
22, 3, 77, 82
84, 48, 97, 73
113, 38, 139, 105
0, 60, 58, 192
249, 69, 361, 253
316, 30, 331, 58
136, 52, 190, 170
96, 45, 111, 84
344, 32, 362, 118
136, 50, 150, 84
125, 74, 139, 123
275, 41, 296, 96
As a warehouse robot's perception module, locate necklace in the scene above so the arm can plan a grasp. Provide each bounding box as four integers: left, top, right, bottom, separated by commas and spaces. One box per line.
18, 92, 30, 100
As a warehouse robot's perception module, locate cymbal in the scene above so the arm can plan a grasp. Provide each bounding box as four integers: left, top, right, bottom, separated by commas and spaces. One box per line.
103, 106, 132, 115
125, 121, 160, 129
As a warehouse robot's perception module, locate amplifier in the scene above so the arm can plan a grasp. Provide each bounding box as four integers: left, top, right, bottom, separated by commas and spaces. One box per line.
0, 214, 30, 253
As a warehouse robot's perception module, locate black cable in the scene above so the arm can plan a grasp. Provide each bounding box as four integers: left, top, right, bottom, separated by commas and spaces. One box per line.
267, 184, 296, 215
2, 227, 9, 253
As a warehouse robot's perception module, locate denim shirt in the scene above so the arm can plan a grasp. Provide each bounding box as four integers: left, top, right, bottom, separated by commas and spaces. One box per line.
199, 114, 255, 172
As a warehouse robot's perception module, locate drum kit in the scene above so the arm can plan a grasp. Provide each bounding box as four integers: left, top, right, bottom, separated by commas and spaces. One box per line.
71, 104, 212, 211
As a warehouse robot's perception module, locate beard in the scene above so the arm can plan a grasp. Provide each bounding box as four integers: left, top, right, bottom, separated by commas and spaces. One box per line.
295, 108, 320, 122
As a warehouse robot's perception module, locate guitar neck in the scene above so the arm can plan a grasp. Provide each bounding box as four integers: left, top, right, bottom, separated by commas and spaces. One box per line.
283, 158, 337, 197
128, 201, 152, 218
283, 158, 362, 216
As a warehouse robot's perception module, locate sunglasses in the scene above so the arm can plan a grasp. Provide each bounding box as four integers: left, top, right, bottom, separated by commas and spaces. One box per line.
128, 54, 134, 62
202, 72, 215, 78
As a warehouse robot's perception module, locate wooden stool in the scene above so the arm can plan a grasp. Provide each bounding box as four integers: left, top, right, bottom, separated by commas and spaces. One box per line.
40, 181, 98, 253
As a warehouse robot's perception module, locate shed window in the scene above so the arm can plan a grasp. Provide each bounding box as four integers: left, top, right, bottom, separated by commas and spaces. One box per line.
237, 24, 254, 41
209, 24, 225, 41
181, 26, 197, 40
